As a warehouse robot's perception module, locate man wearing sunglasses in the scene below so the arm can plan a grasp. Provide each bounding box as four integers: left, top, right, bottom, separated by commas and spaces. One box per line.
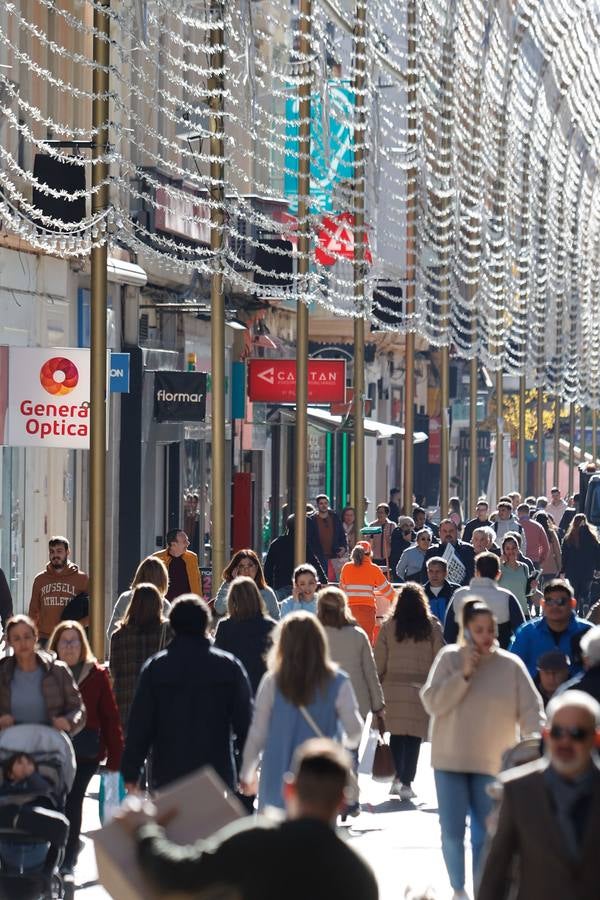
478, 691, 600, 900
509, 579, 592, 679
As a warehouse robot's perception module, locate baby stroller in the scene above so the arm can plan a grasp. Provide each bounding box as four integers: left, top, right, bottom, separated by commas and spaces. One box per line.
0, 724, 76, 900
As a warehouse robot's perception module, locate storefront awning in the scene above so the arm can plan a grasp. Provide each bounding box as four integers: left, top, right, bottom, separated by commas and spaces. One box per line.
306, 407, 428, 443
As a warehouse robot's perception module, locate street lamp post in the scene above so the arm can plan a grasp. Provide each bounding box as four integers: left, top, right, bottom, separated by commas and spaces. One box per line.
89, 0, 110, 659
496, 369, 504, 502
440, 346, 449, 516
553, 396, 561, 487
403, 0, 417, 516
469, 356, 478, 511
593, 408, 598, 463
568, 402, 575, 496
518, 375, 526, 494
536, 386, 544, 496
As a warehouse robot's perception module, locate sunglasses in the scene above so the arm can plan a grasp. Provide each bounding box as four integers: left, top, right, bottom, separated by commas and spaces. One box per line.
544, 596, 569, 607
549, 725, 594, 742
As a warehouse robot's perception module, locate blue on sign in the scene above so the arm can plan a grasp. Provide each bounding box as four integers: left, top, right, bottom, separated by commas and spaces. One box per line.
109, 353, 130, 393
284, 81, 354, 214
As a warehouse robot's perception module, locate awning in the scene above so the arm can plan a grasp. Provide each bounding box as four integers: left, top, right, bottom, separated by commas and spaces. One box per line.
307, 406, 428, 444
107, 257, 148, 287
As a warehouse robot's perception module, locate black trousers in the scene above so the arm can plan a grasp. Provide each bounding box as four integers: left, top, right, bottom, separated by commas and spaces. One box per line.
389, 734, 422, 784
64, 760, 97, 869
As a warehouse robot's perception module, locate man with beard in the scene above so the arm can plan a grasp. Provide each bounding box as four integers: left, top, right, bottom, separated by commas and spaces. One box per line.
28, 536, 89, 645
421, 520, 475, 586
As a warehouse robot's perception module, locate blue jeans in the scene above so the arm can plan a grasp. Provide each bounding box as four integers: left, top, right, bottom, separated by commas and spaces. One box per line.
434, 770, 494, 891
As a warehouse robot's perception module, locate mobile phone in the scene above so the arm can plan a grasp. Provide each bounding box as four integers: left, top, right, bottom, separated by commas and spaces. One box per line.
464, 628, 473, 645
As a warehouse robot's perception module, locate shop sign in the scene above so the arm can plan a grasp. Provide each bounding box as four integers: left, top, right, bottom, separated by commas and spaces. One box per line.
315, 212, 373, 266
428, 416, 441, 464
154, 371, 207, 422
6, 348, 94, 449
247, 359, 346, 404
155, 187, 211, 245
109, 352, 130, 393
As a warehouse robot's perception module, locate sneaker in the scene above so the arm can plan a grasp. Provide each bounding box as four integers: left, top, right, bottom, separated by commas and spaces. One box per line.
399, 784, 416, 800
389, 778, 402, 795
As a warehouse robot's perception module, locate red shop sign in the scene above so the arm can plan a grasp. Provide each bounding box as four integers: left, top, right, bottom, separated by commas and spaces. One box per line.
247, 359, 346, 404
315, 212, 373, 266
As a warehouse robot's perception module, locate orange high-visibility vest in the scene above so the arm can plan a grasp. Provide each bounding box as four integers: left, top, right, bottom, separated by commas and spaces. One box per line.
339, 559, 395, 644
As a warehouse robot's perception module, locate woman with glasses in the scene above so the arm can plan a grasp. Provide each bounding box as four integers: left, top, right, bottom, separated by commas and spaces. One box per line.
396, 529, 433, 582
390, 516, 416, 576
214, 549, 280, 620
48, 620, 123, 874
421, 598, 543, 900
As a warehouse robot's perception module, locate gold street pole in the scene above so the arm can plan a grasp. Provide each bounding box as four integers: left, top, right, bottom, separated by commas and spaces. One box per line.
568, 402, 575, 497
518, 375, 526, 495
294, 0, 312, 565
209, 1, 227, 583
580, 406, 586, 461
469, 356, 478, 510
536, 386, 544, 496
403, 0, 417, 516
89, 0, 110, 658
352, 0, 366, 530
593, 408, 598, 463
440, 346, 450, 516
553, 396, 560, 487
496, 369, 504, 502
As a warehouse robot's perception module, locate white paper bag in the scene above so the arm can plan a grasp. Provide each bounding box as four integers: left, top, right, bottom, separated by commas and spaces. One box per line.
358, 728, 380, 774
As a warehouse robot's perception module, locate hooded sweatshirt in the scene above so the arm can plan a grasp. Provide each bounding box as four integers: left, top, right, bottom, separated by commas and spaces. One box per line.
28, 562, 89, 638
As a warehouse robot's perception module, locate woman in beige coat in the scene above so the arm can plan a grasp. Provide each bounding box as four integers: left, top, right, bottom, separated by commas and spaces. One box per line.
375, 582, 444, 800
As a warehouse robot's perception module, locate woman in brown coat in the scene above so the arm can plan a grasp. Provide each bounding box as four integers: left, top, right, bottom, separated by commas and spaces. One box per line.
374, 582, 444, 800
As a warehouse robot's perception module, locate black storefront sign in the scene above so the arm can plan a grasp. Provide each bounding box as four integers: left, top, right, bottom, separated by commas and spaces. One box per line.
154, 371, 207, 422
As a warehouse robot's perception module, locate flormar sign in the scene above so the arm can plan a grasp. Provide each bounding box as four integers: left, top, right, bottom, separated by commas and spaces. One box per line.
6, 348, 94, 449
153, 371, 207, 422
247, 359, 346, 404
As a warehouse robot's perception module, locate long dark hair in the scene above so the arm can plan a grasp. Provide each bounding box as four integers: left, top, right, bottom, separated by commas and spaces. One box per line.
391, 582, 433, 643
533, 510, 555, 537
564, 513, 600, 548
222, 549, 267, 588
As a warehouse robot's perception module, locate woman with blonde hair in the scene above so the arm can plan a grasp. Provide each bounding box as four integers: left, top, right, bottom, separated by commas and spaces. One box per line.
240, 612, 363, 811
339, 541, 395, 644
106, 556, 171, 639
214, 576, 277, 694
48, 620, 123, 873
109, 583, 171, 733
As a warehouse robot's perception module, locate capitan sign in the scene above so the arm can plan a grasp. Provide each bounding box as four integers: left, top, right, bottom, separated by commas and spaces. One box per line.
6, 348, 95, 449
247, 359, 346, 404
153, 371, 207, 422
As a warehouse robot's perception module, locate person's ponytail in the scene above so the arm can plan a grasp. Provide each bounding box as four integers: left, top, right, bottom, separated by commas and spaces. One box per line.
351, 545, 366, 566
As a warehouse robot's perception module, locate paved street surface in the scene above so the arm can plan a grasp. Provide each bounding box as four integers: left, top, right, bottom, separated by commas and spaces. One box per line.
75, 744, 472, 900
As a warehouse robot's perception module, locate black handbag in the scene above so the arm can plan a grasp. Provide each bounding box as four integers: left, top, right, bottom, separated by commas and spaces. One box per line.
71, 727, 101, 761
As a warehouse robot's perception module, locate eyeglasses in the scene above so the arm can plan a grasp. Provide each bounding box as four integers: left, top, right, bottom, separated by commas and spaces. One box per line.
549, 725, 594, 742
544, 596, 569, 607
58, 638, 81, 649
237, 561, 257, 570
418, 536, 431, 542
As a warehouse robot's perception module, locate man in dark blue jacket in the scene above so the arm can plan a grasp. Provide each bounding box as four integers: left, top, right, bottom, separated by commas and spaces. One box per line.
421, 519, 475, 586
509, 579, 592, 678
121, 595, 252, 793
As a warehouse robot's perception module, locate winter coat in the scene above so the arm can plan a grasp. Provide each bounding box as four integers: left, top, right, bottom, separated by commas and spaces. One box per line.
539, 529, 562, 576
28, 562, 89, 639
213, 614, 277, 694
389, 530, 413, 576
423, 579, 460, 623
106, 590, 171, 640
509, 613, 592, 678
0, 650, 85, 735
263, 534, 327, 590
214, 583, 279, 620
120, 634, 252, 791
374, 617, 444, 738
324, 625, 384, 718
445, 577, 525, 649
153, 549, 202, 597
562, 533, 600, 592
109, 621, 171, 733
74, 661, 124, 769
462, 517, 492, 544
422, 540, 476, 586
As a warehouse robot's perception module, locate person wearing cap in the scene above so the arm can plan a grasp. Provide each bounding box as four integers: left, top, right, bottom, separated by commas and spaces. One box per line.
534, 651, 570, 707
339, 542, 395, 644
556, 626, 600, 704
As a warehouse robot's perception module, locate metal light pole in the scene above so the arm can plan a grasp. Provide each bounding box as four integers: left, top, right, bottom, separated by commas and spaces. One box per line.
553, 396, 561, 487
352, 0, 367, 530
580, 406, 586, 461
403, 0, 417, 516
593, 408, 598, 463
536, 386, 544, 496
496, 369, 504, 502
568, 402, 575, 497
518, 375, 526, 494
469, 356, 478, 510
209, 1, 227, 583
89, 0, 110, 658
440, 346, 450, 516
294, 0, 312, 565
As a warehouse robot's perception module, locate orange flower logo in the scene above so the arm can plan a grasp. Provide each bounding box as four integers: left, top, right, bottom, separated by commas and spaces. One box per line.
39, 357, 79, 396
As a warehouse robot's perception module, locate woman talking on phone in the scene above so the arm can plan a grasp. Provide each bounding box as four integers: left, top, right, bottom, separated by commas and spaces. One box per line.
420, 598, 544, 900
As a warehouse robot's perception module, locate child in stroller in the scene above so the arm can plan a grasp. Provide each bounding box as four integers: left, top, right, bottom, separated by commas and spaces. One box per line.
0, 723, 76, 900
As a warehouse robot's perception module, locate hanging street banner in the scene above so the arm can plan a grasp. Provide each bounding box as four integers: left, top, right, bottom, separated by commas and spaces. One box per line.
153, 371, 207, 422
284, 81, 354, 214
247, 359, 346, 404
6, 348, 94, 449
315, 212, 373, 265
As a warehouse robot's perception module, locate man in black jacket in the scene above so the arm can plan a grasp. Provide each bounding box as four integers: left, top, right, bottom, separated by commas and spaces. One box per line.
121, 596, 252, 793
461, 499, 491, 544
421, 519, 475, 586
117, 738, 379, 900
263, 515, 327, 600
309, 495, 347, 574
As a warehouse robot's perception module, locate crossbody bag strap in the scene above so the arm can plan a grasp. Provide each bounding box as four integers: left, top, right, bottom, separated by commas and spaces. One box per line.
299, 705, 324, 738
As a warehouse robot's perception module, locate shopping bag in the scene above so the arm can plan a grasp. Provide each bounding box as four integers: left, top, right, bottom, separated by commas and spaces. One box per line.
98, 771, 126, 824
358, 728, 379, 775
372, 736, 396, 781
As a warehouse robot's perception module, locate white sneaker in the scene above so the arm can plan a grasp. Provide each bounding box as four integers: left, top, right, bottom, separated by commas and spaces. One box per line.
389, 778, 401, 795
451, 891, 470, 900
399, 784, 416, 800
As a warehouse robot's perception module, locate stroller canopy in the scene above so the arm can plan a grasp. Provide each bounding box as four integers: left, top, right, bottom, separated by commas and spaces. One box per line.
0, 725, 76, 794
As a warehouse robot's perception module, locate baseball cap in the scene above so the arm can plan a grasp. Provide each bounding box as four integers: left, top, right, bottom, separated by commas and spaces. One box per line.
537, 650, 570, 672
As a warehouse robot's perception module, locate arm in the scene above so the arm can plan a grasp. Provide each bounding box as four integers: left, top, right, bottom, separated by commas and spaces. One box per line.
136, 824, 213, 894
54, 664, 86, 735
120, 663, 157, 785
307, 547, 328, 584
508, 595, 526, 633
239, 673, 276, 781
514, 659, 545, 735
334, 516, 348, 555
431, 619, 445, 656
395, 549, 410, 581
97, 667, 125, 770
508, 623, 532, 673
420, 648, 471, 716
335, 677, 364, 748
263, 544, 275, 586
106, 593, 128, 641
229, 660, 253, 756
187, 554, 202, 596
443, 600, 458, 644
27, 577, 41, 630
538, 527, 550, 563
373, 624, 388, 682
262, 587, 280, 621
477, 786, 519, 900
360, 632, 385, 712
213, 581, 230, 617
